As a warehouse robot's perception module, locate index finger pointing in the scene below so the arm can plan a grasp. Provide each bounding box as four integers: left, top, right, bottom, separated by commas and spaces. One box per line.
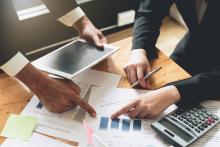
71, 93, 96, 117
111, 101, 137, 119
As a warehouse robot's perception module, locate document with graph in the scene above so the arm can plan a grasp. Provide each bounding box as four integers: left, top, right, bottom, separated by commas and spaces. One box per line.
85, 87, 178, 147
21, 69, 121, 143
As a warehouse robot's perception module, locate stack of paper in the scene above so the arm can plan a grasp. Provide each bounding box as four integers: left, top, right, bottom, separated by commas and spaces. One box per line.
2, 69, 220, 147
21, 69, 121, 143
84, 87, 176, 147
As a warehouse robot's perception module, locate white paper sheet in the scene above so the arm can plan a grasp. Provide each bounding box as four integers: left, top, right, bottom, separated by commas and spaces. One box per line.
1, 133, 73, 147
22, 69, 121, 143
191, 100, 220, 147
85, 87, 177, 147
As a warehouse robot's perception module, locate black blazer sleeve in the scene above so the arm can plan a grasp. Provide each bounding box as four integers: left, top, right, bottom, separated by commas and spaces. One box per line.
168, 66, 220, 106
0, 0, 78, 66
132, 0, 174, 60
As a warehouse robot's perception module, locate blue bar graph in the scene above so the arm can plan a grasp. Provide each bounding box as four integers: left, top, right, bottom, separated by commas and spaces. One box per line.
36, 102, 43, 109
133, 120, 142, 131
122, 119, 131, 132
111, 118, 120, 129
99, 117, 142, 132
99, 117, 109, 130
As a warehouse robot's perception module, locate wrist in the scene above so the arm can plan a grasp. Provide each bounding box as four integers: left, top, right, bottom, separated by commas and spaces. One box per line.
131, 49, 147, 56
73, 16, 91, 33
15, 64, 48, 91
163, 85, 181, 104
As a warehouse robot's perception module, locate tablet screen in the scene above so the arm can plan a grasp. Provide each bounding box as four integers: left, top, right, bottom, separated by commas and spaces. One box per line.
32, 40, 118, 78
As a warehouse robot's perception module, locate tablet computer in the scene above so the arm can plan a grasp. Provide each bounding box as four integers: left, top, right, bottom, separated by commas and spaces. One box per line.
32, 40, 119, 79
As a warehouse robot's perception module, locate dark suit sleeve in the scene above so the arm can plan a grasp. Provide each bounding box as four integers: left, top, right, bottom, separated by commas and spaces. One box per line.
132, 0, 174, 60
42, 0, 78, 19
0, 0, 21, 66
0, 0, 78, 66
168, 66, 220, 106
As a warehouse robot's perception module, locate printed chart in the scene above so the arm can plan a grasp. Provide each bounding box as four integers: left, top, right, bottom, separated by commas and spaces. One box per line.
99, 117, 142, 132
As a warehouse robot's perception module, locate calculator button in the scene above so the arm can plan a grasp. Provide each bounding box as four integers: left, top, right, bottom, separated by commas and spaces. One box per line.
187, 118, 192, 122
201, 108, 207, 112
192, 121, 198, 126
194, 112, 199, 117
172, 113, 178, 117
202, 123, 208, 128
197, 110, 203, 115
191, 116, 196, 120
189, 124, 194, 128
196, 119, 202, 124
184, 120, 189, 125
178, 117, 183, 121
176, 111, 182, 115
212, 115, 219, 121
203, 113, 209, 118
199, 125, 204, 131
209, 118, 215, 123
185, 112, 191, 116
181, 114, 187, 119
195, 128, 200, 133
199, 116, 205, 121
206, 111, 212, 116
206, 121, 212, 125
190, 110, 194, 114
193, 108, 198, 111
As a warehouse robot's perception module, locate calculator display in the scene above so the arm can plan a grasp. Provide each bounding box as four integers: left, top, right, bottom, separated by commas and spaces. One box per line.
159, 119, 193, 142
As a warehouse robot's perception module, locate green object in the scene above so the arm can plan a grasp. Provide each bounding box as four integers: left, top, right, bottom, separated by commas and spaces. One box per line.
1, 114, 37, 140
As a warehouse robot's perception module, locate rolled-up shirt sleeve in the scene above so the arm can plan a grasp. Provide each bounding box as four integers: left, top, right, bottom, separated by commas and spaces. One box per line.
58, 7, 85, 27
0, 52, 29, 76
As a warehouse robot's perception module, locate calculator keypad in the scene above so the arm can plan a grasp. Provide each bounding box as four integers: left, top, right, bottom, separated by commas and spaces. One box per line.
170, 105, 219, 135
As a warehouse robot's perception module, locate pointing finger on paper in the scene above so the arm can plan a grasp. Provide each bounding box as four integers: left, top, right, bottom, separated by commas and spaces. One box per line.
111, 101, 137, 119
71, 92, 96, 117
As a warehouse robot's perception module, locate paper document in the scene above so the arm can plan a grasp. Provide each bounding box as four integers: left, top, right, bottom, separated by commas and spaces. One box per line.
22, 69, 121, 142
191, 100, 220, 147
1, 133, 73, 147
85, 87, 177, 147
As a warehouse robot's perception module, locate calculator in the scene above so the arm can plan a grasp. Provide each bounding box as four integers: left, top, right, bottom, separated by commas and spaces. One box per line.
151, 104, 220, 147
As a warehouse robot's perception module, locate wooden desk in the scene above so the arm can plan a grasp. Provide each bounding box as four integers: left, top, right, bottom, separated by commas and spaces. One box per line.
0, 37, 190, 145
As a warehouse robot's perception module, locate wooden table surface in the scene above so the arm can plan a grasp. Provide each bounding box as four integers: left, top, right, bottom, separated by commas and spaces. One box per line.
0, 37, 190, 145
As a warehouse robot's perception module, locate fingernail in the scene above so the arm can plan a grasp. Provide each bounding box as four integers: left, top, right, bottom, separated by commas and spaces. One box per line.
92, 112, 96, 117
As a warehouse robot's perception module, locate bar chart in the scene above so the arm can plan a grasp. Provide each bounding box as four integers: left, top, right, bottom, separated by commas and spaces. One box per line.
99, 117, 142, 132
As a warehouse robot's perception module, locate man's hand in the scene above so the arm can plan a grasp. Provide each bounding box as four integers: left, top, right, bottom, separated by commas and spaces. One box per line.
73, 16, 107, 47
111, 86, 181, 119
124, 49, 151, 89
16, 64, 96, 117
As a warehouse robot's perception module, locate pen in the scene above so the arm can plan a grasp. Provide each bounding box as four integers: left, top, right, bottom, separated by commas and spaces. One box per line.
131, 67, 162, 88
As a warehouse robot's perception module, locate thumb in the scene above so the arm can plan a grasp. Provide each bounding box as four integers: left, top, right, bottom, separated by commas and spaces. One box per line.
93, 35, 104, 48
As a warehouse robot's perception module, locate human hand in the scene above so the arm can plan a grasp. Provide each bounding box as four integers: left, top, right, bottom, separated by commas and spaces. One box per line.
73, 16, 107, 48
124, 49, 151, 89
111, 86, 180, 119
16, 64, 96, 117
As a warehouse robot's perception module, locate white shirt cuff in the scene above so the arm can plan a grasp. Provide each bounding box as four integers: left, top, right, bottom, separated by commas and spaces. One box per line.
58, 7, 85, 27
0, 52, 29, 76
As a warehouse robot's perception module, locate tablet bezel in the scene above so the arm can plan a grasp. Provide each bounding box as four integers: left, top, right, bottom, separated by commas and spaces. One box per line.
32, 39, 119, 79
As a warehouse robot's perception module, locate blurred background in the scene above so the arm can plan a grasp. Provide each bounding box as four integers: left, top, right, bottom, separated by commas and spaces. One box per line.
12, 0, 187, 60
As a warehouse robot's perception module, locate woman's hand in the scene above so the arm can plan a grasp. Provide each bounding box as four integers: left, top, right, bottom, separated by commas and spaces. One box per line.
112, 86, 181, 119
